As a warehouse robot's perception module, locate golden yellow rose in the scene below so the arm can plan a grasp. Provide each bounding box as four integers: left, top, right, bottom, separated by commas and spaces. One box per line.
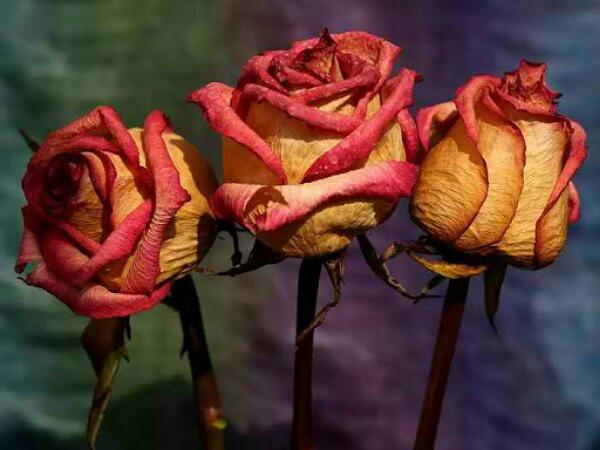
411, 60, 586, 270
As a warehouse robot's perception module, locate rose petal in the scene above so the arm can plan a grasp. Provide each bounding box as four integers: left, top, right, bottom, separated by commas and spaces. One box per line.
70, 200, 153, 287
25, 263, 171, 318
455, 75, 502, 142
188, 82, 287, 183
533, 120, 587, 262
453, 102, 525, 251
302, 69, 419, 182
292, 64, 379, 104
568, 181, 581, 223
354, 40, 401, 119
241, 54, 288, 93
15, 207, 42, 273
496, 60, 561, 115
34, 106, 140, 167
242, 83, 363, 134
211, 161, 417, 233
121, 111, 190, 294
494, 109, 570, 267
416, 101, 458, 150
397, 109, 420, 163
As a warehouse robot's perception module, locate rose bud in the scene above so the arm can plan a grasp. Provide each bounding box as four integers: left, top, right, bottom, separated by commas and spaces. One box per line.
411, 60, 587, 270
189, 30, 419, 258
15, 107, 218, 317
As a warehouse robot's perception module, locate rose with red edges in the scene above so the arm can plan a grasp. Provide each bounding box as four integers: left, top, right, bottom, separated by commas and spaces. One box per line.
411, 60, 587, 272
16, 107, 218, 317
189, 30, 420, 258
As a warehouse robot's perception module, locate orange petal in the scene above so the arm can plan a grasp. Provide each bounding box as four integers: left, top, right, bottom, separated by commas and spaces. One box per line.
495, 107, 570, 267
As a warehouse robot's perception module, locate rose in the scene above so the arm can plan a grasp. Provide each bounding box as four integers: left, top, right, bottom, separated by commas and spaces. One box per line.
411, 60, 587, 269
189, 30, 420, 258
15, 107, 218, 317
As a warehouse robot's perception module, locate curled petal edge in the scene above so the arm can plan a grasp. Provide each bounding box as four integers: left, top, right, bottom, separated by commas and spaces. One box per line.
210, 161, 418, 233
302, 68, 419, 182
188, 82, 288, 183
416, 101, 458, 151
534, 120, 587, 262
24, 263, 172, 318
121, 111, 191, 294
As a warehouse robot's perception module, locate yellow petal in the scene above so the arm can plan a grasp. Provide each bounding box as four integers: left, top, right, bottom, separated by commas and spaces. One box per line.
257, 197, 394, 258
225, 95, 405, 185
108, 129, 217, 285
453, 103, 524, 251
66, 152, 107, 242
534, 188, 569, 267
156, 132, 217, 282
410, 119, 487, 243
494, 109, 569, 267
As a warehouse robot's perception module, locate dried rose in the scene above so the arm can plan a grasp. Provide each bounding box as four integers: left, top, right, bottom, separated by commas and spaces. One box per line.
16, 107, 217, 317
189, 30, 419, 258
412, 60, 587, 270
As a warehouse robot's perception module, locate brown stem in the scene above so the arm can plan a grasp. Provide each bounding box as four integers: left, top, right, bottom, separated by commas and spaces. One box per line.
171, 275, 226, 450
413, 277, 470, 450
291, 259, 321, 450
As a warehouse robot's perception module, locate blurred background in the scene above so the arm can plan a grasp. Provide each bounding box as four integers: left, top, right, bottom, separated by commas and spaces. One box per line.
1, 0, 598, 449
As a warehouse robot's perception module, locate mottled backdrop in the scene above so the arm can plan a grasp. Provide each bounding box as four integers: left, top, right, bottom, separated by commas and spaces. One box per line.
1, 1, 598, 449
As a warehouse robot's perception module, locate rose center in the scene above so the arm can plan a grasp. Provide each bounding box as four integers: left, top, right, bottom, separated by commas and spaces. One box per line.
43, 153, 85, 215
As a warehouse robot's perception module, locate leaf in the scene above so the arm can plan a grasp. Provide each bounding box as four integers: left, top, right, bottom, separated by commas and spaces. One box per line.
297, 249, 347, 344
81, 318, 129, 450
483, 262, 508, 333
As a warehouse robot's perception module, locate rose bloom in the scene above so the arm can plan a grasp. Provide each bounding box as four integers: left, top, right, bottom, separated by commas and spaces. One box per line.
189, 30, 419, 258
16, 107, 217, 317
411, 60, 587, 269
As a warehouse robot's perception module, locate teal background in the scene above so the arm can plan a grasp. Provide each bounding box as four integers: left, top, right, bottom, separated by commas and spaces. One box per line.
1, 1, 598, 449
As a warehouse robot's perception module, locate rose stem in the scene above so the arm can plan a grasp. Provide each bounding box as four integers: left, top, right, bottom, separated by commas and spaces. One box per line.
171, 275, 226, 450
291, 258, 322, 450
413, 277, 470, 450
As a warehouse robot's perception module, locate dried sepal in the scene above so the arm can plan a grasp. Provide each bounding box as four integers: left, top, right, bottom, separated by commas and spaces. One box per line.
483, 261, 508, 333
18, 129, 40, 152
198, 239, 285, 277
409, 252, 488, 279
297, 249, 347, 344
358, 234, 438, 300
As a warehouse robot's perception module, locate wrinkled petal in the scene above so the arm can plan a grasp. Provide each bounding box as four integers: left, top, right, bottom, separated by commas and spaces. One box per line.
71, 200, 153, 287
211, 161, 417, 233
121, 111, 190, 294
455, 75, 502, 142
496, 60, 561, 115
411, 117, 487, 243
397, 109, 420, 163
15, 207, 42, 272
188, 82, 287, 183
242, 83, 362, 133
354, 40, 401, 118
495, 109, 570, 267
453, 102, 525, 251
34, 106, 140, 167
416, 101, 458, 150
533, 120, 587, 261
25, 263, 171, 318
302, 68, 418, 182
241, 54, 288, 93
293, 64, 379, 104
